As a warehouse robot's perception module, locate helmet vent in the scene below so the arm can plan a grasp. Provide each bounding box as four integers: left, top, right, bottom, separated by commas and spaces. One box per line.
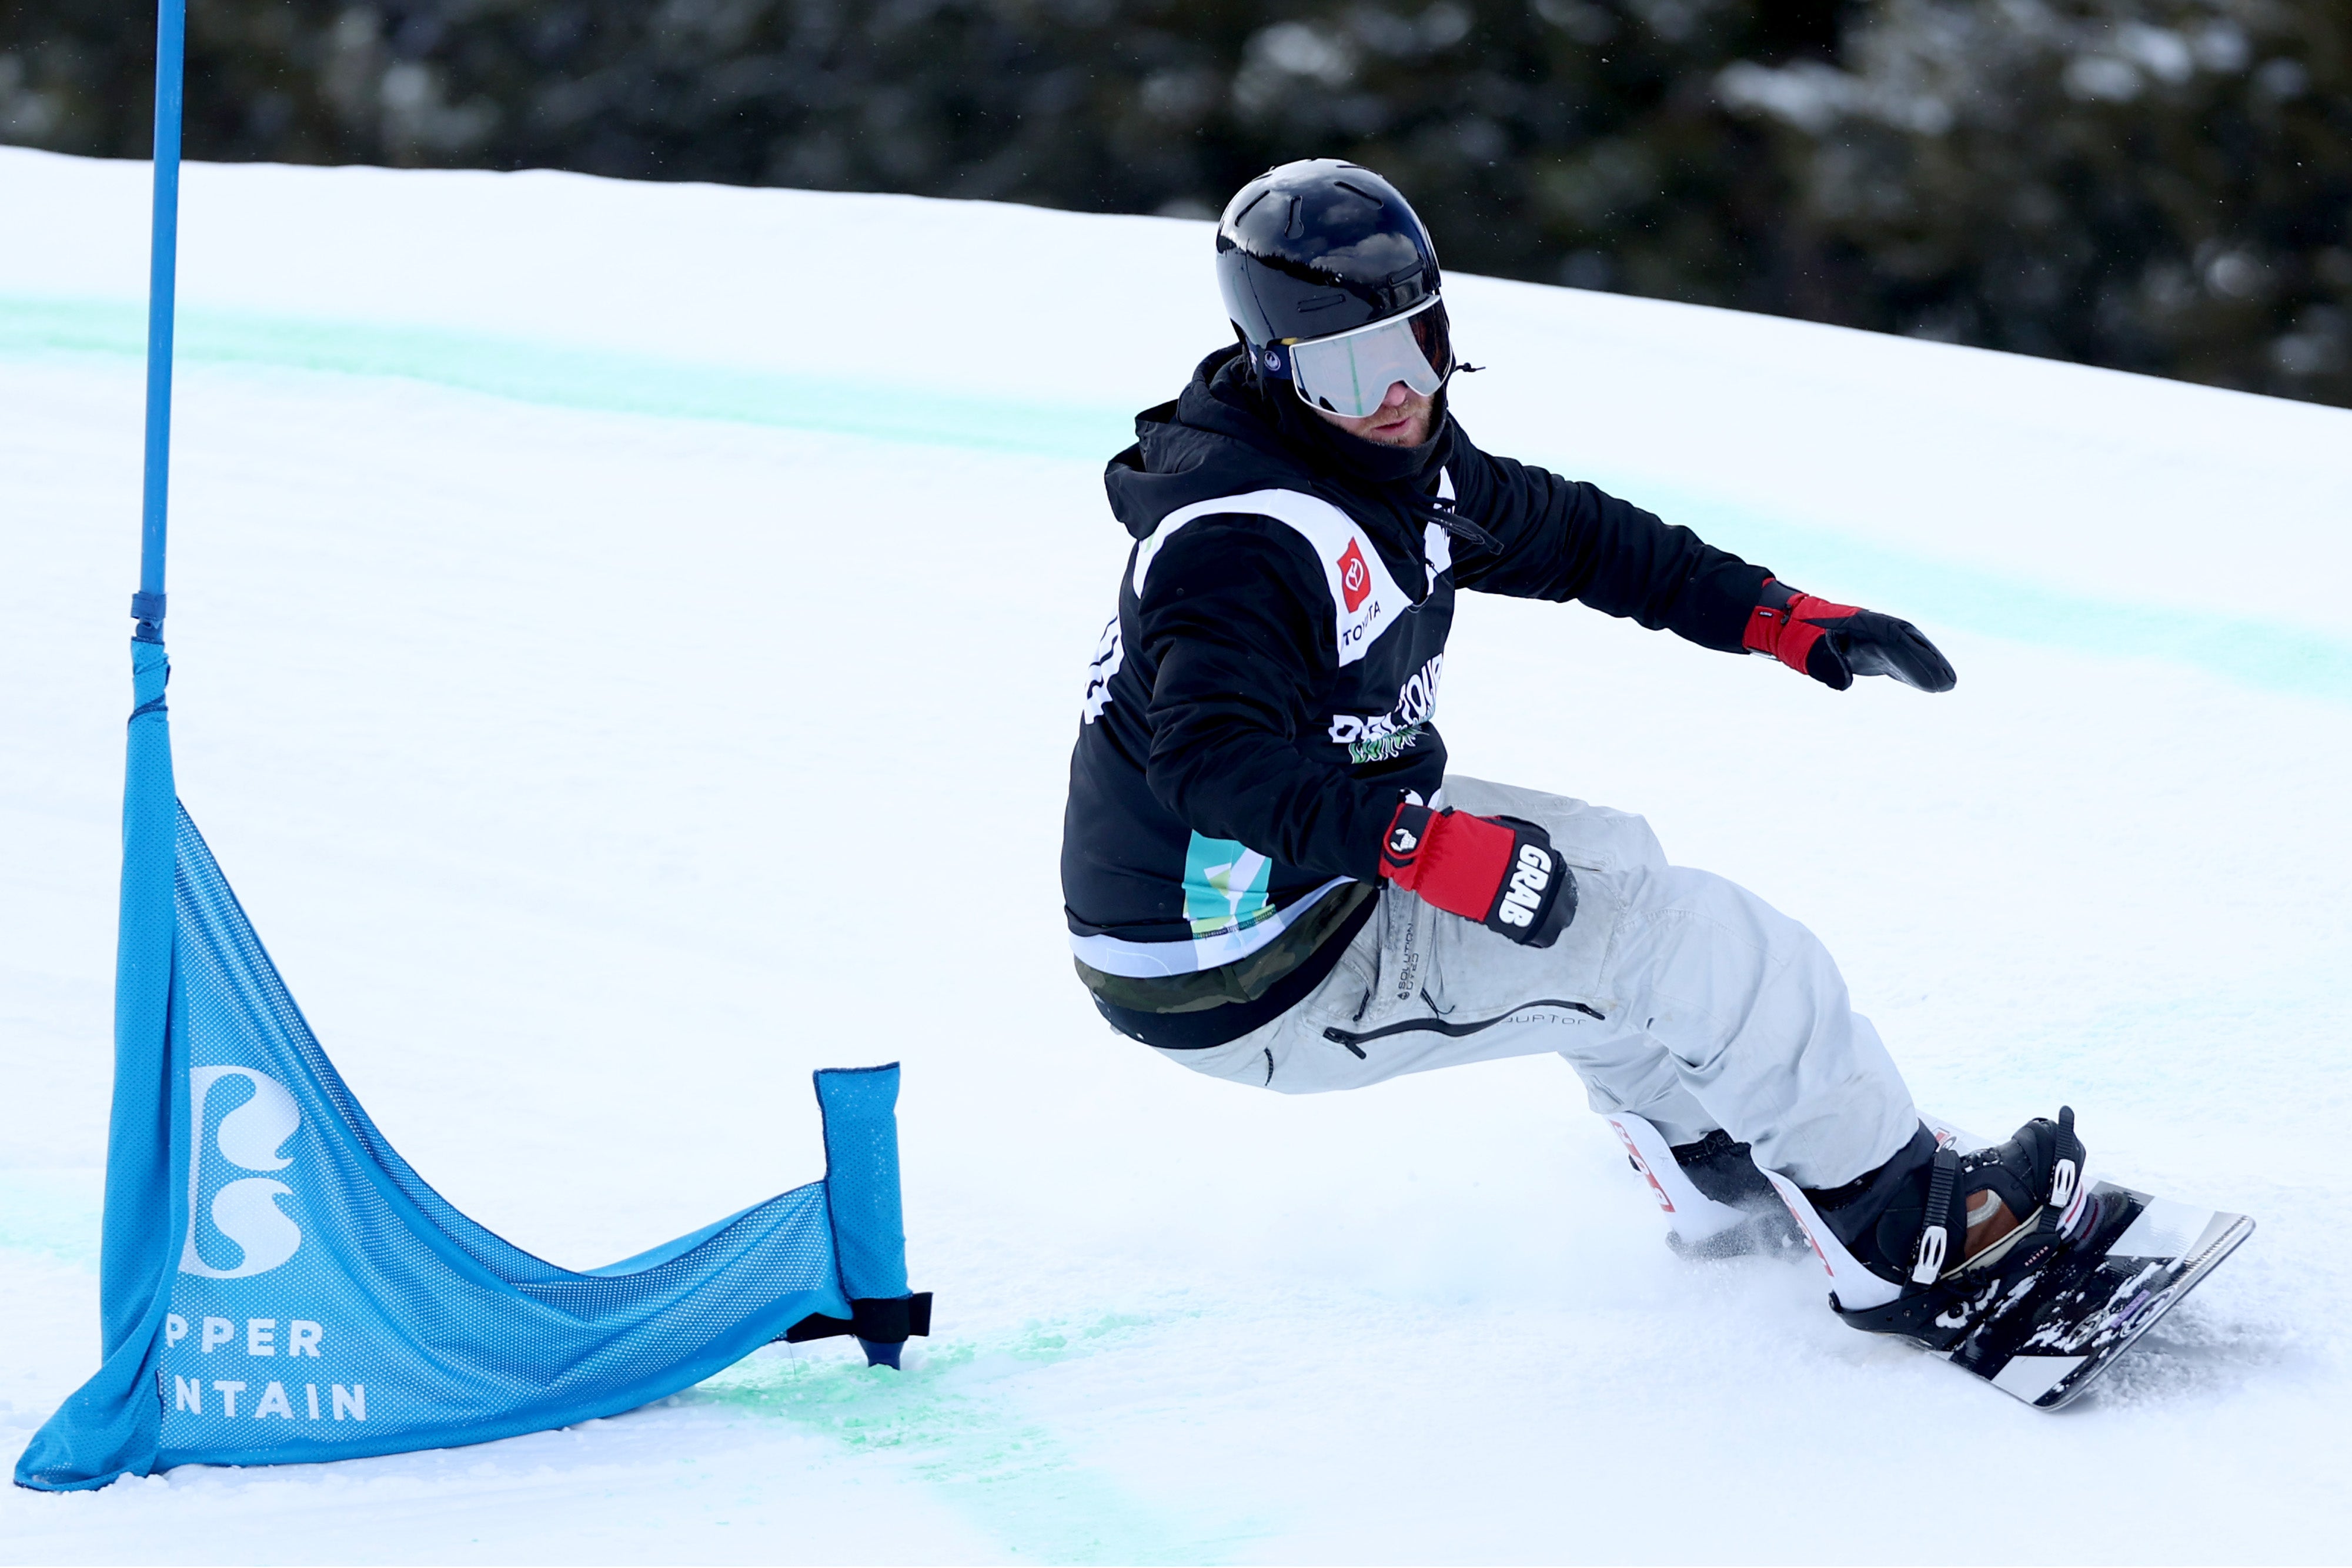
1284, 197, 1305, 240
1331, 180, 1385, 208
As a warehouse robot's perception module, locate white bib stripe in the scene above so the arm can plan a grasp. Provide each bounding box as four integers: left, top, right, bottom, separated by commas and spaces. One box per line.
1129, 488, 1444, 667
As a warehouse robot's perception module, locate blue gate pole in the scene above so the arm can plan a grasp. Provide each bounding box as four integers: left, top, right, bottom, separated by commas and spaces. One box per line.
133, 0, 185, 630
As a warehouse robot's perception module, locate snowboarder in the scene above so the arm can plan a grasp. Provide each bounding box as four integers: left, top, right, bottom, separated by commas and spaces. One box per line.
1061, 158, 2093, 1336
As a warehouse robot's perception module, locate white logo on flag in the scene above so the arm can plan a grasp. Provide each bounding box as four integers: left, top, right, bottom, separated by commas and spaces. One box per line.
179, 1065, 303, 1279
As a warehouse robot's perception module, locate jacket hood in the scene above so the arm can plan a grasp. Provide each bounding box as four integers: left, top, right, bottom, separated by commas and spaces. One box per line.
1104, 345, 1452, 541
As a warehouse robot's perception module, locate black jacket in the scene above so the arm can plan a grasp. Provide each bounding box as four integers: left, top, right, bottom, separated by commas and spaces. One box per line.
1061, 346, 1771, 1047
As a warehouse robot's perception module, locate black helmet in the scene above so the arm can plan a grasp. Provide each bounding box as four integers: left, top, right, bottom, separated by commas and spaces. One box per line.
1215, 159, 1451, 412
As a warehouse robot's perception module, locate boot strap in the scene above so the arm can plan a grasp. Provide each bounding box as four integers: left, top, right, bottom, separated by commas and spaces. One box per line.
1911, 1144, 1959, 1283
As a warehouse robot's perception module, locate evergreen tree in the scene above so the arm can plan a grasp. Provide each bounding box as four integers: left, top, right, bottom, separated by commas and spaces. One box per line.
2, 0, 2343, 406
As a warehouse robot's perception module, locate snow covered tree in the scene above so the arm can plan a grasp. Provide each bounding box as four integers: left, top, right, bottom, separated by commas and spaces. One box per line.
1, 0, 2343, 405
1718, 0, 2351, 402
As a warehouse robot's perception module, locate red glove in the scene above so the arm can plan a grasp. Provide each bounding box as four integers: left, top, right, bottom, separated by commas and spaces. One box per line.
1744, 579, 1956, 693
1379, 803, 1575, 946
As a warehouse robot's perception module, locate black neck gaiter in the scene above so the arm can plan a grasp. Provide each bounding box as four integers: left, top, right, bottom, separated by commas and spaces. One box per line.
1271, 386, 1451, 488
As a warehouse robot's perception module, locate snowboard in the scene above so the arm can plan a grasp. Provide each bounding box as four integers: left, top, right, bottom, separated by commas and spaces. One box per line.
1612, 1109, 2255, 1409
1909, 1176, 2254, 1409
1853, 1118, 2254, 1410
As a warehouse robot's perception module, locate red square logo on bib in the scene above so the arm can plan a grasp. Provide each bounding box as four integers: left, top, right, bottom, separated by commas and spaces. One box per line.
1337, 540, 1372, 611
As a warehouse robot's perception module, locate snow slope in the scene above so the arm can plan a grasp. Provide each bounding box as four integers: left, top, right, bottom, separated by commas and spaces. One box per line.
3, 144, 2349, 1563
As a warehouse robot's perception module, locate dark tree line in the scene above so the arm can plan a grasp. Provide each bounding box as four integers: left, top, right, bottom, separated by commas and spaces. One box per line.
4, 0, 2346, 405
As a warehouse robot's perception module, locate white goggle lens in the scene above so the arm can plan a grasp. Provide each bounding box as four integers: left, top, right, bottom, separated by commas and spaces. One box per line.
1288, 311, 1444, 418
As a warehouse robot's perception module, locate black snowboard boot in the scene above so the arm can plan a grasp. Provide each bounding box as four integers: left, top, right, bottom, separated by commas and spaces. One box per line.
1802, 1109, 2090, 1342
1666, 1129, 1806, 1258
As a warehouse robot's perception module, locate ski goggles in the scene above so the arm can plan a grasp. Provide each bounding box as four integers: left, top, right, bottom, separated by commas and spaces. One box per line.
1277, 296, 1452, 418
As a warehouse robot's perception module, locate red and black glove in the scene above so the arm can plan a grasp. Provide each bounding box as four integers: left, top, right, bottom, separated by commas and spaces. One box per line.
1379, 803, 1575, 946
1744, 579, 1956, 693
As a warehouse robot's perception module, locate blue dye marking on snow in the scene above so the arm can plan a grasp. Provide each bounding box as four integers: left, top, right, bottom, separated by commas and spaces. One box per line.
9, 293, 2351, 707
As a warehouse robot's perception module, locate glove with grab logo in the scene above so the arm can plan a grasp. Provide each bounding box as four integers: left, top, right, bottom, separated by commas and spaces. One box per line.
1744, 579, 1956, 693
1379, 802, 1576, 947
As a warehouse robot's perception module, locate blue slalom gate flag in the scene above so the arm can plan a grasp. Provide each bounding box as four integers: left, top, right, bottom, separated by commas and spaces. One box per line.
14, 631, 930, 1494
18, 630, 936, 1495
15, 0, 927, 1494
14, 0, 922, 1495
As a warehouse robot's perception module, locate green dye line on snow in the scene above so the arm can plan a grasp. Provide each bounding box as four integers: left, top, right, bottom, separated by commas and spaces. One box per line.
1637, 487, 2352, 711
0, 293, 1131, 460
692, 1313, 1258, 1565
8, 291, 2351, 708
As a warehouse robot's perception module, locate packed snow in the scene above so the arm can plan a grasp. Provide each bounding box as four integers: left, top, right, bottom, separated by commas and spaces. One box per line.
3, 144, 2349, 1563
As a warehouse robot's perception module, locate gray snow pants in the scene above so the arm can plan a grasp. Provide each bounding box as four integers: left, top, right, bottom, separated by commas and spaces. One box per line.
1156, 777, 1920, 1189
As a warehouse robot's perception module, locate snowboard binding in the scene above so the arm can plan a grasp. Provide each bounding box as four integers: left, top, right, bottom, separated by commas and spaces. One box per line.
1826, 1108, 2093, 1345
1760, 1109, 2094, 1335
